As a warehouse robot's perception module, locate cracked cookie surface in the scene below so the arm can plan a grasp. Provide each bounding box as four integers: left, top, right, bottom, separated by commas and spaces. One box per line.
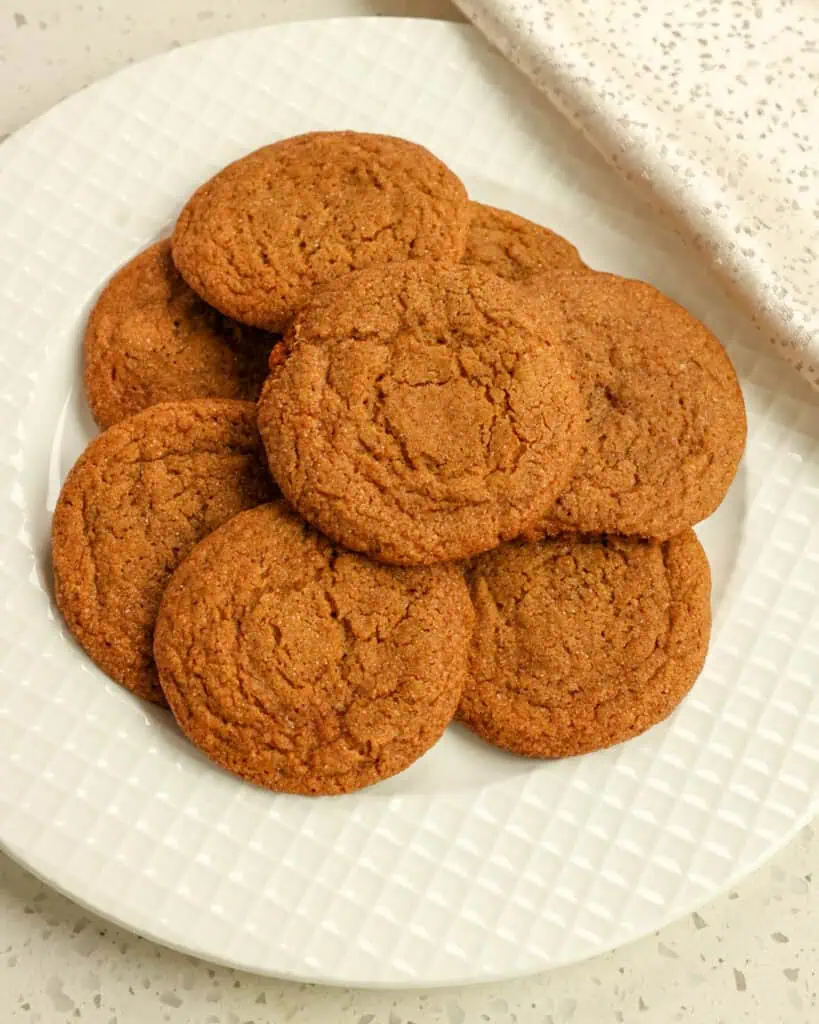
51, 399, 276, 704
154, 501, 473, 795
172, 131, 471, 331
84, 240, 274, 429
527, 271, 747, 538
460, 530, 711, 758
257, 262, 585, 566
462, 202, 584, 281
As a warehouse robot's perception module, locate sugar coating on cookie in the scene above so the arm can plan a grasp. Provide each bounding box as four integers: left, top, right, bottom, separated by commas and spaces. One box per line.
257, 262, 585, 566
460, 530, 711, 758
462, 202, 584, 281
84, 240, 274, 430
51, 400, 276, 704
154, 502, 473, 795
528, 271, 747, 539
172, 131, 471, 331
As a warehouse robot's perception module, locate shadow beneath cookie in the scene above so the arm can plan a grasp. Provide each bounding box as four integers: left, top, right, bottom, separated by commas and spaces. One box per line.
695, 463, 747, 624
370, 720, 535, 798
139, 697, 212, 763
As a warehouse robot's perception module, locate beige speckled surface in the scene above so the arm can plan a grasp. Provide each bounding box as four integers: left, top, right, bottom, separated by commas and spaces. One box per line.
2, 827, 817, 1022
1, 1, 817, 1021
455, 0, 819, 392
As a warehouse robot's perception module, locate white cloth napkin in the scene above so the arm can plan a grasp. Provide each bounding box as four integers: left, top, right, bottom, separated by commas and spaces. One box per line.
455, 0, 819, 390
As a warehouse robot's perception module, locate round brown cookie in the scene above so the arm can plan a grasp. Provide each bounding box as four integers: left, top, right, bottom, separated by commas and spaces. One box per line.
172, 131, 471, 331
154, 502, 473, 795
462, 202, 584, 281
258, 262, 585, 566
526, 271, 746, 539
84, 240, 274, 430
51, 400, 276, 704
460, 530, 711, 758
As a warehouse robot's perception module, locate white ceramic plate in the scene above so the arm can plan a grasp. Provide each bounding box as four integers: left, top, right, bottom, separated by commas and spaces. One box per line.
1, 18, 818, 989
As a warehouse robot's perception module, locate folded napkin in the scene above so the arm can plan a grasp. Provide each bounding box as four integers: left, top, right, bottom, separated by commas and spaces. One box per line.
455, 0, 819, 390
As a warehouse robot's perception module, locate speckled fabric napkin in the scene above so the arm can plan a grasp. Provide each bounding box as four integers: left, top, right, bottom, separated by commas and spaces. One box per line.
455, 0, 819, 390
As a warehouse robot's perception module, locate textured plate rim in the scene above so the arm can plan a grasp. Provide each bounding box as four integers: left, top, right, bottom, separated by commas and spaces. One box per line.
0, 17, 817, 988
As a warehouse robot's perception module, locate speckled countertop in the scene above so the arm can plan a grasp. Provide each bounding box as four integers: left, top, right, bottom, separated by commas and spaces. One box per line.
1, 2, 817, 1022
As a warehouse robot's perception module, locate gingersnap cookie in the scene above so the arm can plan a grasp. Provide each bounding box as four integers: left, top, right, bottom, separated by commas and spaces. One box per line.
527, 271, 746, 539
172, 131, 471, 332
462, 202, 584, 281
258, 262, 585, 566
460, 530, 711, 758
154, 502, 473, 795
84, 240, 273, 430
51, 400, 276, 704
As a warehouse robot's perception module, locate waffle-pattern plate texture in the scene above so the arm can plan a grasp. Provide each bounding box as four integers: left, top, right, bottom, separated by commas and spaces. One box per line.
1, 18, 818, 989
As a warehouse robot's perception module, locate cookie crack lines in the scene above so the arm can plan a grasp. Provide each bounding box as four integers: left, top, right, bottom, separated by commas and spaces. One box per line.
460, 533, 707, 757
374, 402, 419, 476
524, 271, 745, 539
258, 261, 584, 565
153, 503, 471, 793
185, 521, 430, 769
52, 400, 275, 705
77, 490, 101, 611
481, 376, 528, 477
83, 241, 274, 430
56, 130, 744, 795
172, 132, 471, 331
463, 202, 585, 282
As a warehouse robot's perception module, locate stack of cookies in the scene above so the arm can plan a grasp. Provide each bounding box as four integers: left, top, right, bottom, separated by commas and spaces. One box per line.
52, 131, 746, 796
